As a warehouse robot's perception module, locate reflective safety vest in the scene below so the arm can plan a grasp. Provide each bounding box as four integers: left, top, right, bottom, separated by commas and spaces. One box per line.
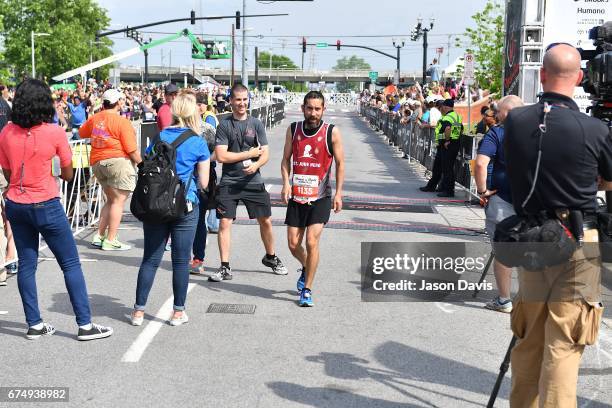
434, 121, 443, 141
440, 111, 463, 140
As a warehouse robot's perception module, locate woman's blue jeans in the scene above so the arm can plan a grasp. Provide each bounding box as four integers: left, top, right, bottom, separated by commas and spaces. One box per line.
135, 205, 199, 311
6, 198, 91, 327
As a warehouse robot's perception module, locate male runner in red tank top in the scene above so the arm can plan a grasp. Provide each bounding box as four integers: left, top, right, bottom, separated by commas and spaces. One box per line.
281, 91, 345, 307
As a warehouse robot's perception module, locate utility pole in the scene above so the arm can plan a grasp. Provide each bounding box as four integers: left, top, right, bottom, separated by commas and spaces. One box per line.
254, 46, 259, 89
231, 24, 235, 86
241, 0, 247, 87
447, 34, 452, 67
411, 18, 435, 84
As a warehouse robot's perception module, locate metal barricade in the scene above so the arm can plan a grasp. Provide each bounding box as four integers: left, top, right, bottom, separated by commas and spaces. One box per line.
357, 101, 477, 193
59, 140, 103, 239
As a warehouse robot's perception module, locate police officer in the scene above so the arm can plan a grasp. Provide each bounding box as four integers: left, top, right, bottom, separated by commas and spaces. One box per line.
419, 99, 447, 193
437, 99, 463, 198
504, 43, 612, 407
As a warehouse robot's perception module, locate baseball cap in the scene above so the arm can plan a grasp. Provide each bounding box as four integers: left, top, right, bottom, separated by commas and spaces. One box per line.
102, 89, 125, 104
443, 99, 455, 108
164, 83, 179, 94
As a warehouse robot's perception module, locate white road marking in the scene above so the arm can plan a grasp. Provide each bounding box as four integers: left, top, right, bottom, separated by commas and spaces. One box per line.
0, 311, 8, 315
39, 257, 98, 262
265, 184, 273, 192
330, 117, 338, 120
341, 109, 349, 113
327, 108, 336, 113
121, 283, 196, 363
435, 302, 457, 313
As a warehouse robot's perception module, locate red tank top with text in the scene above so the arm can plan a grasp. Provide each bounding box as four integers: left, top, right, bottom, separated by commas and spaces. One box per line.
291, 121, 333, 203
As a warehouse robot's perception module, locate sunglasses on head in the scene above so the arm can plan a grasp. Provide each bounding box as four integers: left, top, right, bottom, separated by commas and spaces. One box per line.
545, 42, 575, 51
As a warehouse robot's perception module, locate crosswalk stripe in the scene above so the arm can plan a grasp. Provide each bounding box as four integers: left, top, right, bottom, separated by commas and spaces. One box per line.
121, 283, 196, 363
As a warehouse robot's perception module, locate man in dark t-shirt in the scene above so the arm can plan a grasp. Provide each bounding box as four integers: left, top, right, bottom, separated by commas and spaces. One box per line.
209, 83, 287, 282
504, 43, 612, 407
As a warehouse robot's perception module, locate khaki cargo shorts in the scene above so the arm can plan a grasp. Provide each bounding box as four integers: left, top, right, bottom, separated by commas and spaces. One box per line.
92, 157, 136, 192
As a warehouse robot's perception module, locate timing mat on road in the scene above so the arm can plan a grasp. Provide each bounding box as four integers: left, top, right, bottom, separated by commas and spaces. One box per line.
233, 217, 484, 236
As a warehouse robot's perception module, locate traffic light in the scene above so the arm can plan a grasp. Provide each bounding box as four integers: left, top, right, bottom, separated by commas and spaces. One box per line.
190, 10, 196, 25
302, 37, 307, 53
235, 11, 241, 29
336, 40, 341, 50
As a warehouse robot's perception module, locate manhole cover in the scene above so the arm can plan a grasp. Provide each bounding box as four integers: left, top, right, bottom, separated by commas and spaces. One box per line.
206, 303, 256, 314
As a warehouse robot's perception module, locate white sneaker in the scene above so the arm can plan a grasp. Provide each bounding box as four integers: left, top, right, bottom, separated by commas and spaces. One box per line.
169, 312, 188, 326
130, 311, 144, 326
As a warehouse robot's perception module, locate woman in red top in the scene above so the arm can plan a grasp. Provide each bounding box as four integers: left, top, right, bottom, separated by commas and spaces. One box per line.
0, 79, 112, 341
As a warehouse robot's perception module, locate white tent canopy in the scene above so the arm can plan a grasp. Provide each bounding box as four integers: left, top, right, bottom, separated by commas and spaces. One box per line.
443, 57, 464, 77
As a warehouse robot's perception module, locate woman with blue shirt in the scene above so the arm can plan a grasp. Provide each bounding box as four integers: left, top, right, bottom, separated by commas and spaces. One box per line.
131, 90, 210, 326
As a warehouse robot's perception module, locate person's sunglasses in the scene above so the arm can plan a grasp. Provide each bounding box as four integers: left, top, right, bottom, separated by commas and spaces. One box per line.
545, 42, 574, 51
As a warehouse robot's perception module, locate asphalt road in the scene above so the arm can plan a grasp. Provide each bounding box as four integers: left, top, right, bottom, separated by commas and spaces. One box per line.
1, 105, 610, 408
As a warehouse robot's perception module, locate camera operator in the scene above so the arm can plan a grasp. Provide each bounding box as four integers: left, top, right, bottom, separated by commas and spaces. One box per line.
503, 43, 612, 407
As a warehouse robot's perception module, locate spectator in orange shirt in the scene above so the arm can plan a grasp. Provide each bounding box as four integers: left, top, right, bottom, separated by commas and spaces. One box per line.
79, 89, 142, 251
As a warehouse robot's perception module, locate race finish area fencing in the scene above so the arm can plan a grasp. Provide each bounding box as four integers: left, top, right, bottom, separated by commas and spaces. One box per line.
50, 101, 285, 248
358, 102, 480, 200
252, 92, 358, 106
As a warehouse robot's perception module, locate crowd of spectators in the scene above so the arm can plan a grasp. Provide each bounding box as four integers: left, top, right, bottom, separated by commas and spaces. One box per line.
36, 81, 235, 136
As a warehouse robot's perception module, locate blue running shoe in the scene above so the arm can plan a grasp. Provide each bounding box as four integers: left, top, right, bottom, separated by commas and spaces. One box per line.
299, 289, 314, 307
296, 267, 305, 294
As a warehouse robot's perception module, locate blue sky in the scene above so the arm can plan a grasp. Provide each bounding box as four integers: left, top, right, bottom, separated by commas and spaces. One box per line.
96, 0, 490, 73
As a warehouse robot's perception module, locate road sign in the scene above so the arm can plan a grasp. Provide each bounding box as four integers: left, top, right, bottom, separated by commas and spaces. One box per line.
464, 53, 475, 81
369, 71, 378, 82
316, 42, 328, 48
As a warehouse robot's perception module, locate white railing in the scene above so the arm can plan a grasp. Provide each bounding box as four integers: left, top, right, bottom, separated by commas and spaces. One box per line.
273, 92, 358, 106
59, 140, 103, 238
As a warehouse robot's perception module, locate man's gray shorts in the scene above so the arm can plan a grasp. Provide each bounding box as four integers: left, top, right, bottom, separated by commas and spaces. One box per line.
485, 195, 515, 239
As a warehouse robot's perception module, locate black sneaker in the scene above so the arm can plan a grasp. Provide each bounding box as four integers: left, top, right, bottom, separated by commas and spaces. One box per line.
208, 265, 232, 282
77, 323, 113, 341
5, 262, 17, 274
419, 186, 436, 192
262, 255, 288, 275
26, 323, 56, 340
437, 192, 455, 198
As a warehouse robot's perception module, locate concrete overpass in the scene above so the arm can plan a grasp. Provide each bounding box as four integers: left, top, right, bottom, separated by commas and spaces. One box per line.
116, 65, 424, 85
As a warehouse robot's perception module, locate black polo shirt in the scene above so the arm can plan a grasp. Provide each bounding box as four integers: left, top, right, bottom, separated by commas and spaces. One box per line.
504, 92, 612, 214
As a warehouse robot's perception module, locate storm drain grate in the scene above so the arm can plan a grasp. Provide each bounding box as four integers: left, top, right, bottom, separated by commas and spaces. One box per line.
206, 303, 256, 314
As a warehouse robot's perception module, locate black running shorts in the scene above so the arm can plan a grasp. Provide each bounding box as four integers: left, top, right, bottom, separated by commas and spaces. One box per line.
284, 197, 332, 228
216, 184, 272, 219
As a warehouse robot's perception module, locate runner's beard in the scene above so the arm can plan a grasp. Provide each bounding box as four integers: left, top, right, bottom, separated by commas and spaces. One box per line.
305, 116, 321, 128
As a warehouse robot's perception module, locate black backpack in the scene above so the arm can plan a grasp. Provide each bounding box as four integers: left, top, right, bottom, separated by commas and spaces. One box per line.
130, 129, 197, 224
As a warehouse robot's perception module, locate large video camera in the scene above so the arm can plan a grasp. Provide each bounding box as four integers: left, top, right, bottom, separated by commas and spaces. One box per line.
580, 22, 612, 261
579, 21, 612, 121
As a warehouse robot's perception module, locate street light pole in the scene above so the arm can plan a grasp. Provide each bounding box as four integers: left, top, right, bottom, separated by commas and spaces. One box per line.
392, 38, 405, 85
410, 18, 435, 85
31, 31, 35, 78
31, 31, 50, 79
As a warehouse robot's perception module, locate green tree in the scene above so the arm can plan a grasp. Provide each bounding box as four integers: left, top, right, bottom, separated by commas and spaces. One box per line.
0, 0, 114, 82
257, 51, 298, 69
455, 0, 504, 95
0, 18, 14, 84
333, 55, 371, 92
256, 51, 305, 91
